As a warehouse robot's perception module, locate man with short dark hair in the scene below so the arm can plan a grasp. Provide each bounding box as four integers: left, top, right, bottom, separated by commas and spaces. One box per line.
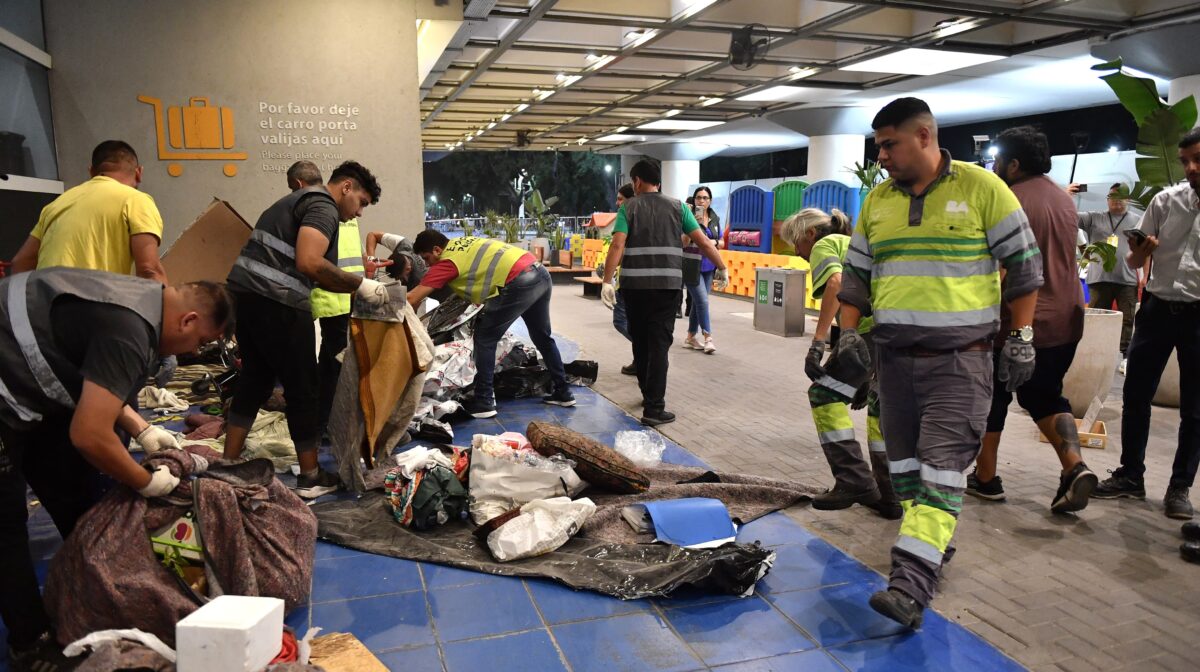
967, 126, 1093, 513
408, 229, 575, 418
838, 98, 1042, 628
12, 140, 167, 283
225, 161, 387, 498
600, 160, 728, 426
0, 268, 231, 670
1096, 128, 1200, 524
286, 160, 323, 191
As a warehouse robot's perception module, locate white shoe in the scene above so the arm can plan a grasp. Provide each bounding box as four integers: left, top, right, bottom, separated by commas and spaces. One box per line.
703, 335, 716, 354
683, 334, 701, 350
1119, 358, 1127, 375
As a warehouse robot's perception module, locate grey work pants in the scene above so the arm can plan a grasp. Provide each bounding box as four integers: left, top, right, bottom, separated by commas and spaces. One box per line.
877, 345, 992, 607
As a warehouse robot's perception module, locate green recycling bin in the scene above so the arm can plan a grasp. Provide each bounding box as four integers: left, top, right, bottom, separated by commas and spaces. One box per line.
753, 267, 807, 337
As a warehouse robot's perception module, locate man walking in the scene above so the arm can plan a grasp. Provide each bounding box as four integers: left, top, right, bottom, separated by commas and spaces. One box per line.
225, 161, 388, 498
1094, 128, 1200, 520
600, 160, 728, 426
838, 98, 1042, 628
408, 230, 577, 418
968, 126, 1094, 513
1072, 182, 1141, 369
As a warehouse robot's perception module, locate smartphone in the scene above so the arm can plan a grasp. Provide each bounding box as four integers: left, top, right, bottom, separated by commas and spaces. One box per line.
1125, 228, 1148, 244
1076, 184, 1088, 193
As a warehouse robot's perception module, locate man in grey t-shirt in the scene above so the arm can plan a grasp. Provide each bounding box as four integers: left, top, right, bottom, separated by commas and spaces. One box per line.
1072, 183, 1141, 356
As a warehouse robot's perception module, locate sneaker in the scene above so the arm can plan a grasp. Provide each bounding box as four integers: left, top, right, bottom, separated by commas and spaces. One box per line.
1051, 462, 1098, 514
620, 362, 637, 376
1165, 485, 1194, 520
294, 469, 342, 499
9, 632, 78, 672
683, 334, 701, 350
463, 397, 498, 419
641, 410, 676, 427
543, 388, 576, 407
869, 589, 924, 629
702, 335, 716, 354
1092, 468, 1146, 500
966, 471, 1006, 501
812, 482, 881, 511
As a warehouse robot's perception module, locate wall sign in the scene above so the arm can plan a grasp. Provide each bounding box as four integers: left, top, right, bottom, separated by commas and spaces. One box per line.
138, 95, 247, 177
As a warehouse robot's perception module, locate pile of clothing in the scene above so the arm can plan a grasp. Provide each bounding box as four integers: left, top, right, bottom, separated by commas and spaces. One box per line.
385, 446, 470, 530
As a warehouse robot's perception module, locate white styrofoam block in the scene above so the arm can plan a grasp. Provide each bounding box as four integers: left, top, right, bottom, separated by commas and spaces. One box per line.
176, 595, 285, 672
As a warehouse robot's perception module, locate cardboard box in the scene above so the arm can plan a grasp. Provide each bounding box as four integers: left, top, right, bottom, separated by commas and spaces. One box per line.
162, 198, 252, 284
176, 595, 284, 672
1038, 419, 1107, 450
309, 632, 389, 672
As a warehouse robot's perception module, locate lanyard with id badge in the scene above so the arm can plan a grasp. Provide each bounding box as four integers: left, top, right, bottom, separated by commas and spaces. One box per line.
1106, 213, 1128, 248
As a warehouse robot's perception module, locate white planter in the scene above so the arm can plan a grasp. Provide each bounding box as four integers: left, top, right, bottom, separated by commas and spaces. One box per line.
1152, 350, 1181, 408
531, 237, 550, 262
1062, 308, 1121, 417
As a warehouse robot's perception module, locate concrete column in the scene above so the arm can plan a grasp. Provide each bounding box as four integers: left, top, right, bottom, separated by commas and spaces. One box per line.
619, 154, 640, 187
1168, 74, 1200, 107
661, 160, 700, 200
807, 134, 865, 185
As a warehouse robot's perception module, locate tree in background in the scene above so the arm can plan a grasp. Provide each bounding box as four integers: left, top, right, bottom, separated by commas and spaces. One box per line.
423, 150, 620, 216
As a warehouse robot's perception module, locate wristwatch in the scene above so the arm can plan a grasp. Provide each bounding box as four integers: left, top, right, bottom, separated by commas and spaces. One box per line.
1010, 325, 1034, 343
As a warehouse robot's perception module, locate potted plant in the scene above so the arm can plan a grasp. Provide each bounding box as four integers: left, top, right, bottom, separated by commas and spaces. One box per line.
482, 210, 502, 240
525, 188, 558, 262
1062, 242, 1121, 416
551, 226, 572, 268
847, 159, 886, 193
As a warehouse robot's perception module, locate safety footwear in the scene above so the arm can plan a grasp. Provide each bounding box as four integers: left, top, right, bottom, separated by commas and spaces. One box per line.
620, 362, 637, 376
9, 632, 78, 672
866, 499, 904, 520
1092, 468, 1146, 500
1182, 541, 1200, 564
1051, 462, 1098, 514
641, 410, 676, 427
1182, 521, 1200, 542
869, 588, 924, 629
812, 483, 881, 511
1165, 486, 1194, 520
463, 397, 498, 419
543, 388, 577, 407
703, 335, 716, 354
294, 469, 342, 499
683, 334, 701, 350
966, 471, 1006, 501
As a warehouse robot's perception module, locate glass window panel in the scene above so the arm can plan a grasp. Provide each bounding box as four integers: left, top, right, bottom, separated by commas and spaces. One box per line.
0, 0, 45, 50
0, 45, 58, 180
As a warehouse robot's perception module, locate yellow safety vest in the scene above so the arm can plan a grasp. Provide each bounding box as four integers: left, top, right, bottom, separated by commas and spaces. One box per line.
443, 236, 527, 304
311, 218, 364, 318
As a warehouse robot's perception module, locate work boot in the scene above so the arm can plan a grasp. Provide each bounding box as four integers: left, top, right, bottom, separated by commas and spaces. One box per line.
1051, 462, 1098, 514
542, 387, 577, 407
812, 482, 881, 511
966, 471, 1006, 501
1092, 468, 1146, 500
869, 588, 924, 629
1165, 486, 1194, 520
866, 498, 904, 520
620, 362, 637, 376
9, 632, 78, 672
1182, 521, 1200, 542
463, 396, 498, 419
294, 469, 342, 499
1182, 541, 1200, 564
641, 410, 676, 427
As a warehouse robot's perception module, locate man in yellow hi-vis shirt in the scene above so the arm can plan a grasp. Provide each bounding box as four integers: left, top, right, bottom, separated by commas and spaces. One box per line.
408, 230, 575, 419
837, 98, 1043, 629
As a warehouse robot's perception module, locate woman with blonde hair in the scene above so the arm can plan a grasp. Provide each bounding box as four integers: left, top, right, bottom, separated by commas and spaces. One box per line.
780, 207, 900, 518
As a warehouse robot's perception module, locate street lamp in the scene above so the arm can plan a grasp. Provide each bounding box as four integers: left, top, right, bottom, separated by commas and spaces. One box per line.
604, 164, 612, 174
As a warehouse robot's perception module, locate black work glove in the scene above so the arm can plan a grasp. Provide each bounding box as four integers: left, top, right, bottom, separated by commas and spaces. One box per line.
850, 382, 869, 410
805, 339, 827, 381
834, 329, 872, 388
998, 336, 1036, 392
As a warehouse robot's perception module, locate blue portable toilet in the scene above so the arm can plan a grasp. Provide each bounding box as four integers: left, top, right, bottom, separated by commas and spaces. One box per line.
727, 185, 774, 254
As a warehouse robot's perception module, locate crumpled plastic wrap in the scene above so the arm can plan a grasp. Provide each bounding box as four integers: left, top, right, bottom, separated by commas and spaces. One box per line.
487, 497, 596, 562
614, 431, 666, 468
469, 435, 586, 524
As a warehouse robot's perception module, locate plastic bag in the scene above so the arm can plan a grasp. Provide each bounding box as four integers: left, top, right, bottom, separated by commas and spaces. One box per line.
468, 436, 586, 524
487, 497, 596, 562
614, 431, 665, 468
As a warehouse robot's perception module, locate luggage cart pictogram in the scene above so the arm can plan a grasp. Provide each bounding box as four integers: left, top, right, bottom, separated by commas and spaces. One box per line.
138, 95, 248, 177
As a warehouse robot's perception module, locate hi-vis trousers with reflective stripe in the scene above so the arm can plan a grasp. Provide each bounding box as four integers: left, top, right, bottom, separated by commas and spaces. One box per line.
876, 345, 992, 607
808, 379, 894, 499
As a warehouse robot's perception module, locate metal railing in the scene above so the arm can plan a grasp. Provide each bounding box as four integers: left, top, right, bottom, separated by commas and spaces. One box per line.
424, 215, 596, 237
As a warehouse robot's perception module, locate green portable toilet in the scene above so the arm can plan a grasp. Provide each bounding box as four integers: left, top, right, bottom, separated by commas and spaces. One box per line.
772, 180, 808, 254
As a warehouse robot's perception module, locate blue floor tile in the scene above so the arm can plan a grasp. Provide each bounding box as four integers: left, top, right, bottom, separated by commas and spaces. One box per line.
442, 629, 567, 672
758, 537, 885, 595
736, 513, 816, 547
767, 583, 907, 648
377, 644, 444, 671
311, 553, 423, 602
311, 592, 434, 652
552, 613, 705, 672
428, 577, 542, 642
825, 612, 1026, 672
526, 579, 653, 624
662, 596, 816, 667
661, 443, 711, 468
448, 416, 505, 439
712, 649, 846, 672
285, 604, 310, 632
422, 563, 514, 591
314, 540, 364, 562
653, 587, 744, 611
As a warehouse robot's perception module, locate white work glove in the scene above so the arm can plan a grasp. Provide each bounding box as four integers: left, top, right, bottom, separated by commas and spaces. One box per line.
137, 465, 180, 498
137, 425, 180, 454
380, 233, 406, 251
601, 282, 616, 309
356, 277, 389, 308
190, 453, 210, 474
713, 268, 729, 291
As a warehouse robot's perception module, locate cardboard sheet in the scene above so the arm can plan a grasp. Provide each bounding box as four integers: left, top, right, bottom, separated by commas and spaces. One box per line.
161, 198, 252, 284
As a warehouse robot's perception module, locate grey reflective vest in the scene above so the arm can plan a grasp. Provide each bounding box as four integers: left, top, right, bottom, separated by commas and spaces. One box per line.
620, 192, 684, 291
0, 268, 162, 429
227, 186, 339, 311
